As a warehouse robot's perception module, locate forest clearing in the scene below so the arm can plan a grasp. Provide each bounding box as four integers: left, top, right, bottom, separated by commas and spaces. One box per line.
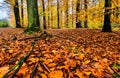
0, 28, 120, 78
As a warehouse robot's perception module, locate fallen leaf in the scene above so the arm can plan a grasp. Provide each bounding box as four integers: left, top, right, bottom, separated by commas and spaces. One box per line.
0, 66, 9, 78
41, 73, 47, 78
48, 70, 63, 78
84, 60, 90, 64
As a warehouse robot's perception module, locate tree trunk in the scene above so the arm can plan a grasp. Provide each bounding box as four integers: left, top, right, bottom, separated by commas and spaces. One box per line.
47, 0, 50, 28
21, 0, 24, 26
65, 0, 69, 28
102, 0, 112, 32
42, 0, 47, 29
72, 0, 74, 27
14, 0, 21, 28
76, 0, 82, 28
115, 0, 119, 20
84, 0, 88, 28
57, 0, 60, 28
26, 0, 41, 31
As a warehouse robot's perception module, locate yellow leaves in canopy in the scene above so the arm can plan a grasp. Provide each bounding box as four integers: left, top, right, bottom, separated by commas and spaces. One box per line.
0, 66, 9, 78
48, 70, 63, 78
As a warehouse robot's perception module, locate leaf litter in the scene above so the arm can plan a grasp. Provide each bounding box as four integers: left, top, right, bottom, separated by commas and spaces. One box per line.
0, 28, 120, 78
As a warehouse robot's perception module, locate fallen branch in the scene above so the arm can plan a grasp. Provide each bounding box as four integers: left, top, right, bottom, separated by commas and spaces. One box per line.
2, 40, 35, 78
39, 61, 50, 73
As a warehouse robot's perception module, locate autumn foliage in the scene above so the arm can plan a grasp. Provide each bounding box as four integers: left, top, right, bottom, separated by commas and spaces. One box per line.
0, 28, 120, 77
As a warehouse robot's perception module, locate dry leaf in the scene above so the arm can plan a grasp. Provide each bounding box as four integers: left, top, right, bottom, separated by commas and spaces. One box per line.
0, 66, 9, 78
48, 70, 63, 78
75, 69, 87, 78
84, 60, 90, 64
41, 73, 47, 78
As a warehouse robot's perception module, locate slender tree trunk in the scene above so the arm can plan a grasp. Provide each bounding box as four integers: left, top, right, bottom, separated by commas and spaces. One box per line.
48, 0, 50, 28
76, 0, 82, 28
26, 0, 41, 31
60, 10, 63, 28
102, 0, 112, 32
14, 0, 21, 28
51, 1, 53, 28
42, 0, 47, 29
65, 0, 69, 28
116, 0, 119, 19
21, 0, 24, 26
72, 0, 74, 27
84, 0, 88, 28
57, 0, 60, 28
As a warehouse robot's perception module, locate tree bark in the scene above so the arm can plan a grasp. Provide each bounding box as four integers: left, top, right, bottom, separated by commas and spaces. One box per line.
65, 0, 69, 28
57, 0, 60, 28
102, 0, 112, 32
14, 0, 21, 28
47, 0, 50, 28
42, 0, 47, 29
72, 0, 74, 27
76, 0, 82, 28
26, 0, 41, 31
21, 0, 24, 26
84, 0, 88, 28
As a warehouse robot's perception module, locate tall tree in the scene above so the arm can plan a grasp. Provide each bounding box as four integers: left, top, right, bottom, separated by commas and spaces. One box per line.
57, 0, 60, 28
115, 0, 119, 19
50, 0, 54, 28
42, 0, 47, 29
72, 0, 74, 27
84, 0, 88, 28
102, 0, 112, 32
47, 0, 50, 28
21, 0, 24, 26
26, 0, 41, 31
76, 0, 82, 28
64, 0, 69, 28
14, 0, 21, 28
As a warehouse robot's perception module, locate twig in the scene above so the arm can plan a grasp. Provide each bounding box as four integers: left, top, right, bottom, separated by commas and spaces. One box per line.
30, 63, 38, 78
39, 61, 50, 73
2, 40, 35, 78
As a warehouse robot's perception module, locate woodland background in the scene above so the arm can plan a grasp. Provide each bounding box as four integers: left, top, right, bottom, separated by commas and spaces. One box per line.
0, 0, 120, 30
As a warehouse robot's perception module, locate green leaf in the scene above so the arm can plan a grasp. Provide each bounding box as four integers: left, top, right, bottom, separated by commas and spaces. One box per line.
113, 64, 120, 70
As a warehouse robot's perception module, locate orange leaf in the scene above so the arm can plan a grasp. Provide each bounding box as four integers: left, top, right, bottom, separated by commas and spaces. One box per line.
48, 70, 63, 78
75, 69, 87, 78
84, 60, 90, 64
48, 63, 56, 67
78, 53, 84, 60
41, 73, 47, 78
0, 66, 9, 78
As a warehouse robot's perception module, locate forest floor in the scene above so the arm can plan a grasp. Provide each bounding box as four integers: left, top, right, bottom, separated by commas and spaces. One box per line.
0, 28, 120, 78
